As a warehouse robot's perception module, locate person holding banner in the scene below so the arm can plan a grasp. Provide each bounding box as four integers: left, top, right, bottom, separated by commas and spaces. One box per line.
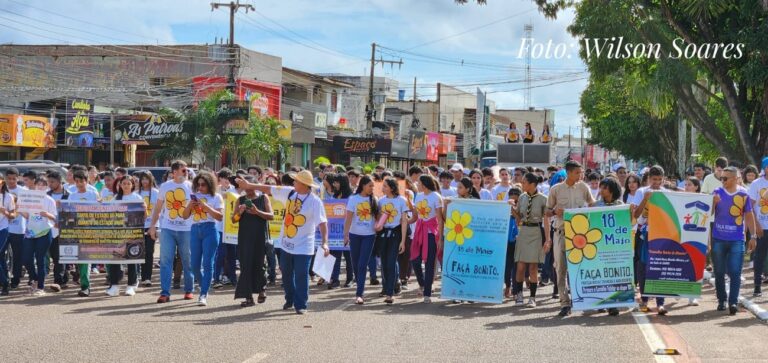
491, 168, 513, 201
711, 167, 757, 315
377, 178, 411, 304
46, 171, 69, 292
236, 170, 329, 314
5, 168, 28, 290
0, 173, 16, 296
105, 176, 143, 297
330, 174, 354, 289
411, 175, 444, 303
233, 175, 273, 307
513, 173, 551, 307
182, 171, 224, 307
18, 178, 57, 296
748, 157, 768, 298
469, 169, 492, 201
68, 171, 101, 297
137, 171, 159, 287
344, 176, 379, 305
546, 161, 595, 317
594, 177, 624, 316
503, 186, 521, 300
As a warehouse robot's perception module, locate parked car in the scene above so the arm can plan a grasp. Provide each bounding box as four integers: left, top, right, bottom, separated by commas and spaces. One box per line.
0, 160, 69, 186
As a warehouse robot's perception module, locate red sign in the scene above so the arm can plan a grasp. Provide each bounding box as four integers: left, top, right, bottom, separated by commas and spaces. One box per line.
426, 132, 439, 161
438, 133, 456, 154
192, 77, 281, 118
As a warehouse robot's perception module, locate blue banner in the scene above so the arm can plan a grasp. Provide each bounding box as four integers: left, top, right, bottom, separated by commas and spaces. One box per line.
315, 198, 348, 250
440, 199, 510, 304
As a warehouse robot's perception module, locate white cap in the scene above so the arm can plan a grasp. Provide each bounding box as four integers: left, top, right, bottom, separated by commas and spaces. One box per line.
612, 163, 626, 172
450, 163, 463, 172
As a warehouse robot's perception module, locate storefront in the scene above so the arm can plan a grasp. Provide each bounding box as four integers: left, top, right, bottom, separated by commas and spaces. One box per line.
437, 133, 457, 167
387, 139, 410, 171
332, 136, 391, 166
0, 113, 57, 160
114, 113, 184, 167
408, 130, 428, 167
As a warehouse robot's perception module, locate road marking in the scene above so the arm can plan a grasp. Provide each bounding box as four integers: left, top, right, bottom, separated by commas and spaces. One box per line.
631, 312, 675, 363
242, 353, 269, 363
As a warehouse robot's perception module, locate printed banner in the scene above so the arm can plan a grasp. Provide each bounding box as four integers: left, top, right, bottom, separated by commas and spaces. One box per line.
65, 98, 94, 147
315, 198, 348, 250
15, 190, 48, 214
223, 192, 240, 245
644, 192, 713, 298
58, 202, 146, 264
270, 196, 286, 247
564, 206, 636, 311
441, 199, 509, 304
0, 114, 56, 148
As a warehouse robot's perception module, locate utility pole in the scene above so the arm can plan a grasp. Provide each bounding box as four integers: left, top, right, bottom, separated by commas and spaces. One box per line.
366, 42, 402, 136
580, 119, 585, 164
109, 111, 115, 167
211, 1, 254, 90
412, 77, 417, 116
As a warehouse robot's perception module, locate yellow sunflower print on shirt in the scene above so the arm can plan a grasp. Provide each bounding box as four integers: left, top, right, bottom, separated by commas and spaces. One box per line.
445, 210, 473, 245
165, 188, 187, 219
144, 196, 153, 216
496, 193, 506, 201
730, 194, 746, 226
416, 199, 432, 219
759, 188, 768, 215
283, 199, 306, 238
192, 197, 208, 221
382, 202, 398, 224
356, 201, 372, 222
564, 214, 602, 264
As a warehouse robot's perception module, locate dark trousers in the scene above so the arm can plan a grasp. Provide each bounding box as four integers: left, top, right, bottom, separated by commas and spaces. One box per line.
140, 231, 156, 282
215, 243, 238, 284
504, 243, 516, 289
754, 232, 768, 293
380, 228, 402, 296
108, 264, 137, 286
9, 233, 25, 286
49, 236, 68, 285
24, 232, 52, 290
349, 233, 376, 297
330, 250, 353, 283
265, 242, 277, 283
398, 234, 412, 281
0, 228, 8, 289
411, 234, 437, 297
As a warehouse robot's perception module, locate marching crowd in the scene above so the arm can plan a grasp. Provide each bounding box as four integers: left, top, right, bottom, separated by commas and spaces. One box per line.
0, 155, 766, 318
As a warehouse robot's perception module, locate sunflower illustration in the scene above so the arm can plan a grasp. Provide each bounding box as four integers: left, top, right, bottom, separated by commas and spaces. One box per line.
192, 197, 208, 221
496, 193, 505, 201
416, 199, 431, 219
356, 201, 372, 221
382, 202, 398, 224
445, 210, 473, 245
759, 188, 768, 214
165, 188, 187, 219
730, 194, 746, 226
283, 210, 306, 238
564, 214, 602, 264
144, 196, 153, 216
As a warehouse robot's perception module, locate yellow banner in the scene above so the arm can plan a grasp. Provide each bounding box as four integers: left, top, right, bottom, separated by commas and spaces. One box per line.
269, 196, 286, 241
278, 120, 292, 141
0, 114, 56, 148
223, 192, 240, 244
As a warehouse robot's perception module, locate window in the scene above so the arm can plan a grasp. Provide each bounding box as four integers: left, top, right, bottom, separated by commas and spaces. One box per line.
331, 90, 338, 112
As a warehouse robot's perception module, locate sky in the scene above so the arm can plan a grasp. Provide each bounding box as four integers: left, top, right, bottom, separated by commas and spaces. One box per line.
0, 0, 589, 137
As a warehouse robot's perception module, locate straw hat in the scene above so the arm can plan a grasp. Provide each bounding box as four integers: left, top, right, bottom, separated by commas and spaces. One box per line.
289, 170, 319, 189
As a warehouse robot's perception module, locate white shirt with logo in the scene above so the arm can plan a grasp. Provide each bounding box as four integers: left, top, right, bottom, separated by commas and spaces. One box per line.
748, 177, 768, 230
8, 186, 27, 235
346, 194, 376, 236
271, 186, 327, 255
158, 180, 193, 232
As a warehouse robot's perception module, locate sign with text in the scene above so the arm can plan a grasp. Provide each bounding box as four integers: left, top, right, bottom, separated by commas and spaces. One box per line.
58, 202, 146, 264
114, 114, 184, 144
0, 114, 56, 148
15, 190, 48, 214
65, 98, 94, 147
315, 198, 348, 250
223, 192, 240, 245
333, 136, 391, 155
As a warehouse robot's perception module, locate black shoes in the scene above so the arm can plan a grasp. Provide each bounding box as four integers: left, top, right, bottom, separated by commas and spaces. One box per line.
558, 306, 571, 317
729, 304, 738, 315
717, 302, 726, 311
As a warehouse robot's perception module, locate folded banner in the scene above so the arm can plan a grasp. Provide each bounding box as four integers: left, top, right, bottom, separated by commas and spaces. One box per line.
645, 192, 713, 298
270, 196, 286, 248
315, 198, 348, 250
565, 205, 636, 311
58, 201, 145, 264
440, 199, 509, 304
223, 192, 240, 245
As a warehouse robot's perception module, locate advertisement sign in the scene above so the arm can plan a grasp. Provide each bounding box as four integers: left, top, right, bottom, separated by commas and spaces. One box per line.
223, 192, 240, 245
644, 192, 713, 298
390, 140, 409, 159
446, 151, 458, 165
220, 101, 250, 135
65, 98, 94, 147
277, 120, 292, 141
0, 114, 56, 148
564, 206, 636, 311
409, 130, 427, 160
114, 114, 184, 145
314, 198, 348, 250
58, 202, 146, 264
426, 132, 439, 161
438, 133, 456, 154
333, 136, 391, 155
441, 199, 509, 304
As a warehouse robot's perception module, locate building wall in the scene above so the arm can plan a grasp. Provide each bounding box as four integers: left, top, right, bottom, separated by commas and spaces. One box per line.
494, 109, 555, 137
388, 101, 439, 136
438, 84, 496, 134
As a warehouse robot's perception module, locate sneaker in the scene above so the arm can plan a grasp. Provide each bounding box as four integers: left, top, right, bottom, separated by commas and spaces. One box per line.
91, 267, 100, 274
213, 281, 224, 289
105, 285, 119, 297
78, 288, 90, 297
173, 282, 181, 290
753, 291, 762, 298
551, 293, 558, 300
141, 280, 152, 287
296, 309, 307, 315
10, 282, 18, 289
688, 298, 700, 306
370, 278, 380, 286
717, 302, 726, 311
157, 295, 170, 303
32, 289, 46, 296
343, 280, 352, 288
49, 284, 61, 293
423, 296, 432, 304
608, 308, 620, 316
515, 294, 524, 305
198, 295, 208, 306
0, 288, 8, 296
657, 306, 667, 316
283, 302, 293, 310
125, 286, 136, 296
183, 292, 193, 300
400, 281, 409, 291
558, 306, 571, 317
526, 298, 537, 308
327, 281, 340, 290
729, 304, 738, 315
638, 303, 649, 313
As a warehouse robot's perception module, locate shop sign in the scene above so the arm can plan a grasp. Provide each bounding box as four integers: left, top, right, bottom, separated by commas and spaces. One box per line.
0, 114, 56, 148
65, 98, 94, 147
333, 136, 391, 155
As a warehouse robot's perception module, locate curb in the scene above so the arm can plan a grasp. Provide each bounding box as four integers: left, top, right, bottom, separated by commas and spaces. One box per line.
708, 276, 768, 322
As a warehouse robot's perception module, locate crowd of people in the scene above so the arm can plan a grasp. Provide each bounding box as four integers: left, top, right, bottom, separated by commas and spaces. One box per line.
0, 155, 765, 318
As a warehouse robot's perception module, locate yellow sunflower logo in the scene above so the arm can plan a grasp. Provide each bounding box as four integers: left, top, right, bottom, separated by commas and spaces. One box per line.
144, 195, 153, 216
192, 197, 208, 221
416, 199, 431, 219
445, 210, 473, 245
283, 199, 305, 238
730, 194, 746, 226
759, 188, 768, 214
356, 201, 372, 221
165, 188, 187, 219
496, 192, 505, 201
564, 214, 602, 264
382, 202, 398, 224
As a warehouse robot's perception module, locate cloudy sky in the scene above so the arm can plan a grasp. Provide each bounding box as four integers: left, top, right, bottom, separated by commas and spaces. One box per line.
0, 0, 588, 136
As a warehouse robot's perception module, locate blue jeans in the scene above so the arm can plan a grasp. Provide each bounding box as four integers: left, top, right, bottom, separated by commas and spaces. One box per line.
411, 233, 437, 297
349, 233, 376, 297
369, 252, 378, 280
0, 228, 9, 289
214, 240, 237, 284
160, 229, 192, 296
330, 250, 353, 283
24, 231, 52, 290
380, 229, 401, 296
712, 238, 745, 306
190, 222, 219, 296
280, 251, 312, 311
9, 233, 25, 286
265, 242, 277, 282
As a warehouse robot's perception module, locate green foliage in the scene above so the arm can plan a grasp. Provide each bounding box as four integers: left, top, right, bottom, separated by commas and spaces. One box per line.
240, 116, 292, 166
313, 157, 331, 166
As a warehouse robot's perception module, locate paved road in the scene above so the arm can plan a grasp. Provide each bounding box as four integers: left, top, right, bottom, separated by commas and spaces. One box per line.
2, 267, 767, 362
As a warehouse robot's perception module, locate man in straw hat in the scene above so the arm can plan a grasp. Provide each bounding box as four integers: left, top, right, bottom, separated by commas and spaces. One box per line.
237, 170, 329, 315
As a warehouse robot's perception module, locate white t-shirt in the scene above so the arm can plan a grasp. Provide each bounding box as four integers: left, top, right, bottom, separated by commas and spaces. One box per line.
48, 189, 68, 238
414, 191, 442, 221
479, 188, 493, 201
66, 183, 98, 194
139, 189, 159, 229
25, 194, 57, 239
114, 192, 143, 203
590, 187, 600, 200
701, 173, 722, 195
631, 187, 669, 226
69, 190, 100, 202
191, 192, 223, 225
346, 194, 377, 236
538, 183, 551, 196
491, 184, 512, 201
100, 188, 115, 202
0, 192, 16, 230
158, 180, 193, 232
271, 186, 327, 255
440, 187, 458, 198
748, 177, 768, 230
449, 180, 460, 188
8, 186, 27, 235
379, 195, 408, 229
